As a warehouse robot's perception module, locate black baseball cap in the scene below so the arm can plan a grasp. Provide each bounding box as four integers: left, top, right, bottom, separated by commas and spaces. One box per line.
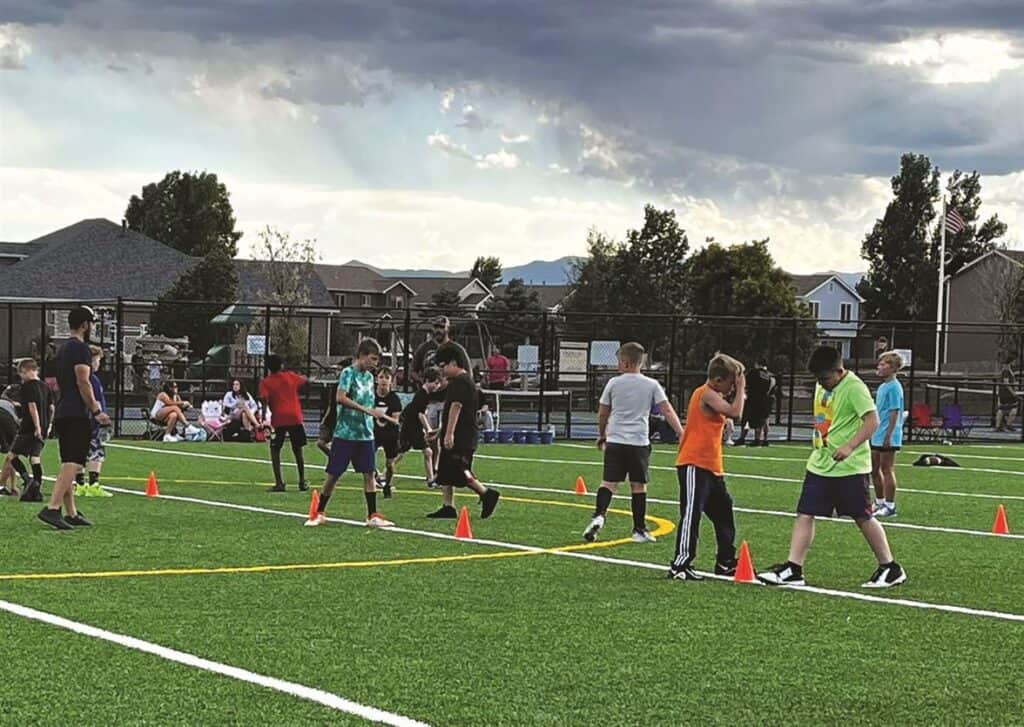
432, 315, 450, 328
68, 305, 97, 329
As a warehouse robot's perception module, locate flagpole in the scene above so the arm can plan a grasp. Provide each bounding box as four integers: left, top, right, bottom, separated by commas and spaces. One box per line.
935, 196, 946, 371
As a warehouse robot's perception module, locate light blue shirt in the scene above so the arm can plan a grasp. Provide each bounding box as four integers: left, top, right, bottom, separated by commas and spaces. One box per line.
871, 378, 904, 448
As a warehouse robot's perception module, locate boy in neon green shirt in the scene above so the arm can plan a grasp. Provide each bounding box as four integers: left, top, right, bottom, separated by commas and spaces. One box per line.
759, 346, 907, 589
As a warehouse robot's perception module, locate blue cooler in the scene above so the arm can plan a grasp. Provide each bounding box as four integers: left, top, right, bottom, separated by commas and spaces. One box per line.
526, 430, 540, 444
540, 430, 554, 445
513, 430, 528, 444
498, 430, 514, 444
483, 430, 497, 444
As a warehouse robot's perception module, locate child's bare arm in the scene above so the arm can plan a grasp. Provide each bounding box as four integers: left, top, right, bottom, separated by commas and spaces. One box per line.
883, 410, 899, 444
833, 411, 880, 461
700, 374, 746, 419
596, 403, 611, 447
657, 400, 684, 439
28, 402, 42, 438
336, 389, 384, 418
444, 402, 462, 448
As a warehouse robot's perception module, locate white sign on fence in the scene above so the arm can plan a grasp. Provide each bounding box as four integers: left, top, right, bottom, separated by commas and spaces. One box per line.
246, 335, 268, 356
590, 340, 621, 367
559, 341, 588, 383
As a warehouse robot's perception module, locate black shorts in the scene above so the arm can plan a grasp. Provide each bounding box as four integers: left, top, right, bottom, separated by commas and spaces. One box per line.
436, 449, 475, 488
11, 432, 44, 458
870, 445, 901, 453
0, 411, 17, 453
375, 431, 400, 459
741, 404, 769, 429
54, 417, 91, 466
271, 424, 307, 449
797, 471, 873, 519
602, 442, 651, 484
400, 429, 427, 453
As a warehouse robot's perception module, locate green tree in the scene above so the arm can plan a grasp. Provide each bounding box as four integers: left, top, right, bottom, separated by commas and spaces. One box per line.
150, 246, 239, 356
563, 206, 689, 358
484, 278, 545, 345
928, 169, 1006, 292
683, 239, 815, 368
429, 288, 463, 314
249, 226, 321, 368
126, 170, 242, 257
470, 256, 503, 290
858, 153, 941, 321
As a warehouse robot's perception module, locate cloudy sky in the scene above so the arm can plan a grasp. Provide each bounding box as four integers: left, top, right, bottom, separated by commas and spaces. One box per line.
2, 1, 1023, 274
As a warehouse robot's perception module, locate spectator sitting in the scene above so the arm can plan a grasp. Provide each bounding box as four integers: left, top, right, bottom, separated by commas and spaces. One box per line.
477, 401, 495, 431
223, 379, 261, 432
150, 381, 192, 442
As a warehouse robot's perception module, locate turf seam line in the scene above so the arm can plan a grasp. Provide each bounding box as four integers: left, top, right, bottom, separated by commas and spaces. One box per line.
0, 599, 432, 726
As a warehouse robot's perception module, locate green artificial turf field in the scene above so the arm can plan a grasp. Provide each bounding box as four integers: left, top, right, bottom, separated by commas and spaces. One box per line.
2, 439, 1022, 725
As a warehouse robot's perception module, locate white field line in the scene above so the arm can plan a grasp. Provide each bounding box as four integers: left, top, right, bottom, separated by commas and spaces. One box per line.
102, 445, 1024, 623
497, 447, 1024, 500
107, 443, 1024, 535
0, 599, 431, 727
554, 442, 1024, 475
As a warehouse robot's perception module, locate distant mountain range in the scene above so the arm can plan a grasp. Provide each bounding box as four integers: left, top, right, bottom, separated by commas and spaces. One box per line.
345, 256, 580, 286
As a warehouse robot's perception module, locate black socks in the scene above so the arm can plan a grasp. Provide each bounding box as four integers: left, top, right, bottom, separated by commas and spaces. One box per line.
594, 487, 613, 517
631, 491, 647, 532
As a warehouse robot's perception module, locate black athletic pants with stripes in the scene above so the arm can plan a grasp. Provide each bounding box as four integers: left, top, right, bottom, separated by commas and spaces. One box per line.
672, 464, 737, 570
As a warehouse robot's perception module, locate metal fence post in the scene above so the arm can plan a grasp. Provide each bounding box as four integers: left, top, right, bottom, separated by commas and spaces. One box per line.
667, 315, 677, 405
6, 304, 13, 386
114, 298, 124, 437
403, 307, 412, 392
786, 318, 797, 442
537, 310, 548, 432
39, 302, 47, 378
306, 316, 313, 377
906, 321, 917, 443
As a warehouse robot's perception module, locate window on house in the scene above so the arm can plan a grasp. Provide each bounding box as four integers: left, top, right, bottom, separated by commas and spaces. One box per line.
393, 296, 404, 309
828, 282, 835, 292
807, 300, 820, 319
840, 302, 852, 323
361, 294, 371, 307
334, 293, 346, 308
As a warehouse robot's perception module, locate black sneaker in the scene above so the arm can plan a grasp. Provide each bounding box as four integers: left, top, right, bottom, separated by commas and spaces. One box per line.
65, 512, 92, 527
298, 481, 309, 492
862, 561, 907, 589
426, 478, 440, 490
266, 485, 286, 493
20, 481, 42, 502
760, 441, 770, 447
757, 562, 805, 586
714, 559, 738, 577
480, 488, 500, 519
382, 484, 393, 499
746, 440, 760, 447
38, 507, 73, 531
0, 486, 15, 497
426, 505, 458, 519
667, 566, 704, 581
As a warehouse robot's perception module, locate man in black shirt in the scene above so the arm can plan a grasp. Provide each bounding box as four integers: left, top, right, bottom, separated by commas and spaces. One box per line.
373, 367, 404, 498
429, 344, 500, 520
11, 359, 53, 501
38, 306, 111, 530
737, 360, 776, 447
410, 316, 472, 384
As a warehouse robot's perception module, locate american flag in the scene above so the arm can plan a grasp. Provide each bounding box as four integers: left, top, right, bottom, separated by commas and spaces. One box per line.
945, 207, 967, 234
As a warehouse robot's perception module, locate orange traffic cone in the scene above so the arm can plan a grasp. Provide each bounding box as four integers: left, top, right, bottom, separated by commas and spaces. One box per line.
734, 540, 756, 583
307, 489, 320, 521
574, 476, 588, 495
455, 506, 473, 539
145, 471, 159, 498
993, 504, 1010, 535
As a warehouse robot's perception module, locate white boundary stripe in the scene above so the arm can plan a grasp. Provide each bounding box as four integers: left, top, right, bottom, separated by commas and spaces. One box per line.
555, 442, 1024, 476
101, 446, 1024, 623
0, 599, 431, 726
107, 443, 1024, 538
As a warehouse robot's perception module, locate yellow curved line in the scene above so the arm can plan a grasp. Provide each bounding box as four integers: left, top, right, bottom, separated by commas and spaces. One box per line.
0, 492, 674, 582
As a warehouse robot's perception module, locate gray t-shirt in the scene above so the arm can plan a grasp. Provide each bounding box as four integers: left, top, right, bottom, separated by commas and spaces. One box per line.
599, 373, 667, 446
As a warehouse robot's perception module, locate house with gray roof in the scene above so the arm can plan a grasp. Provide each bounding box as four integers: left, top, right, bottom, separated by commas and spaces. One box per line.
789, 273, 865, 358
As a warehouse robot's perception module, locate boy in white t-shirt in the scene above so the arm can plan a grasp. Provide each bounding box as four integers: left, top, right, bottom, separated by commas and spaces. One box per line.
583, 342, 684, 543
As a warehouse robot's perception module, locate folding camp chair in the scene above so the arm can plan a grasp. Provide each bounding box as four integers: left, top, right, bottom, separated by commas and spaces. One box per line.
941, 403, 974, 443
200, 400, 227, 442
143, 407, 167, 441
910, 402, 942, 442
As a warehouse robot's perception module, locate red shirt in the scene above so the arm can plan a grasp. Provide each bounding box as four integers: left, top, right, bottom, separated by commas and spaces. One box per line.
486, 354, 510, 385
258, 371, 307, 427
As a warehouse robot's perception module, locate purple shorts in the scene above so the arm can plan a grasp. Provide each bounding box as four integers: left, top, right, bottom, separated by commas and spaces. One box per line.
797, 471, 873, 520
326, 439, 376, 476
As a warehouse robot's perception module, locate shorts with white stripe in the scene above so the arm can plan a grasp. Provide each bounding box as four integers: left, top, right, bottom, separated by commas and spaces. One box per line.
672, 464, 737, 570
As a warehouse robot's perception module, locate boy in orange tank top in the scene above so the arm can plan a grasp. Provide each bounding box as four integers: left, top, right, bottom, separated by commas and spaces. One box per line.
668, 353, 745, 581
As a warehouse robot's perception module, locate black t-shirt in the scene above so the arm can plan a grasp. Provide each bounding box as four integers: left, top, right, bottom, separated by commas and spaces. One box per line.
412, 339, 472, 378
442, 373, 479, 453
400, 388, 431, 439
18, 379, 51, 435
55, 338, 92, 420
747, 368, 775, 405
374, 391, 402, 439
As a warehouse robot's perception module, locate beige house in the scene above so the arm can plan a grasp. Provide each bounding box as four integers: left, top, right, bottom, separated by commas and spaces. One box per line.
945, 249, 1024, 371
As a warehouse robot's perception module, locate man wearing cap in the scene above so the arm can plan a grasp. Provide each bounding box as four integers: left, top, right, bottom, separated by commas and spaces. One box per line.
410, 315, 472, 384
38, 305, 111, 530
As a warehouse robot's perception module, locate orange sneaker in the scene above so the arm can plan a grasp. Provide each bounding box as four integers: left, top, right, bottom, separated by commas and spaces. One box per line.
366, 513, 394, 528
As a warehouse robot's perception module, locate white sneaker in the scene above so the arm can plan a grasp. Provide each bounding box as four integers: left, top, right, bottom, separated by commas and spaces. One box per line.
875, 504, 898, 518
583, 514, 605, 542
304, 513, 327, 527
631, 529, 657, 543
162, 433, 180, 443
366, 513, 395, 528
